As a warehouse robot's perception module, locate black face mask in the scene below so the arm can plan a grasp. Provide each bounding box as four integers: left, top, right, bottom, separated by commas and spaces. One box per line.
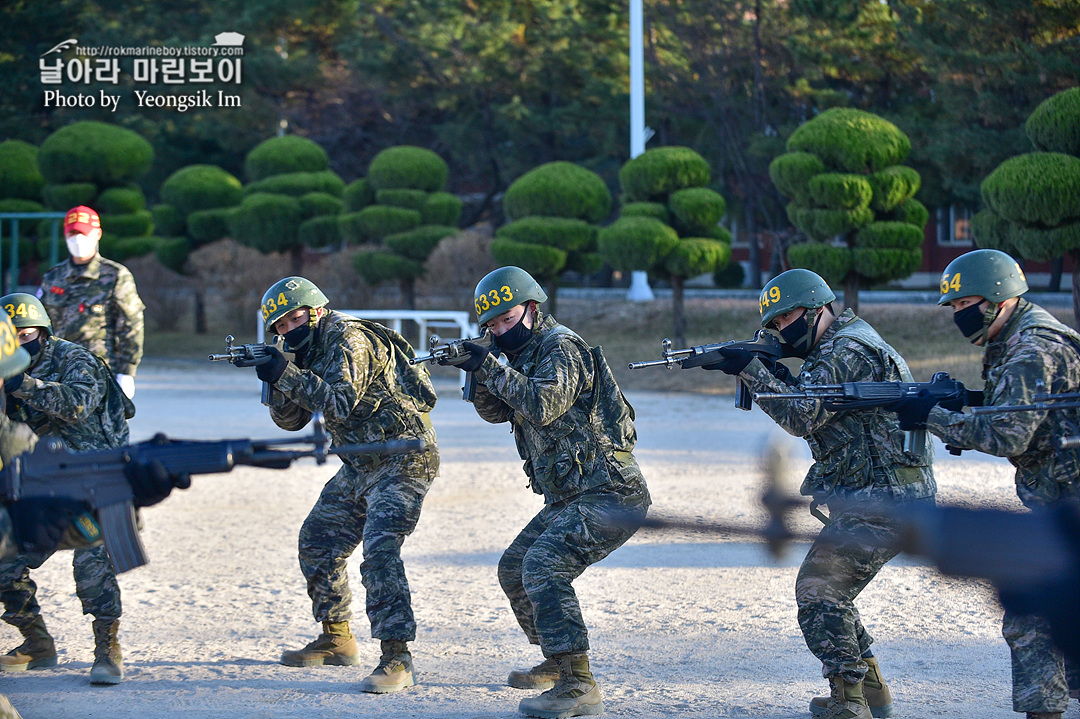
282, 324, 313, 357
953, 302, 991, 344
493, 313, 533, 354
778, 311, 816, 358
21, 337, 41, 359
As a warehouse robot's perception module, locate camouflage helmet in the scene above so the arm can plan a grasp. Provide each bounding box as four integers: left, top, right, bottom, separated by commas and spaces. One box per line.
0, 313, 31, 380
938, 249, 1028, 306
759, 269, 836, 328
0, 293, 51, 335
261, 277, 329, 332
473, 266, 548, 325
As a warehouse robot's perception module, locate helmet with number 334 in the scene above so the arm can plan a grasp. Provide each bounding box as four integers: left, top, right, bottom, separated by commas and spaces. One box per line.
473, 266, 548, 325
260, 277, 329, 333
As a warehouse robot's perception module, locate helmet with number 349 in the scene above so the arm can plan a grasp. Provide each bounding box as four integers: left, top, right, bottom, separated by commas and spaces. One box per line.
758, 269, 835, 328
473, 266, 548, 325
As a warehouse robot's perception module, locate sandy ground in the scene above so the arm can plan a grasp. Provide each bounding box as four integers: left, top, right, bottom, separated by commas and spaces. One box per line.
1, 358, 1076, 719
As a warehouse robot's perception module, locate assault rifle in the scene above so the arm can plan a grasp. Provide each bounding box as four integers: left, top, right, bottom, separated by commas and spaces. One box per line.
409, 331, 495, 403
628, 330, 784, 410
0, 413, 424, 573
753, 371, 966, 455
970, 380, 1080, 416
208, 334, 294, 406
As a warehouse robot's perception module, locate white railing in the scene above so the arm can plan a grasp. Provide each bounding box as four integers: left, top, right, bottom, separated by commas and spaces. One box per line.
257, 309, 478, 348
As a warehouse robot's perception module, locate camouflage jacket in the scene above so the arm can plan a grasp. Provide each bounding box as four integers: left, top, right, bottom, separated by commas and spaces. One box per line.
5, 336, 130, 451
269, 311, 438, 491
38, 255, 145, 375
0, 412, 38, 560
472, 313, 648, 505
743, 308, 936, 503
927, 299, 1080, 507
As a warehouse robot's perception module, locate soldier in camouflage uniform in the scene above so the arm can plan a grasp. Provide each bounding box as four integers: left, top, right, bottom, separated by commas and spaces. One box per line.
244, 277, 438, 694
442, 266, 650, 719
0, 293, 134, 686
886, 249, 1079, 719
37, 205, 144, 399
706, 269, 936, 719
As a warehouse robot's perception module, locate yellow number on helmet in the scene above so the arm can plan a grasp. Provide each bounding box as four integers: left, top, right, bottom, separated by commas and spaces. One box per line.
769, 285, 781, 303
262, 306, 270, 321
474, 298, 483, 316
14, 303, 26, 318
488, 289, 500, 307
500, 285, 513, 302
2, 304, 12, 320
949, 273, 962, 292
277, 292, 288, 307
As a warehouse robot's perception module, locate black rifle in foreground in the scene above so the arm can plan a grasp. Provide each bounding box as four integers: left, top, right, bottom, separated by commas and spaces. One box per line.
208, 334, 295, 406
409, 331, 494, 402
0, 413, 425, 573
628, 330, 785, 410
753, 371, 966, 454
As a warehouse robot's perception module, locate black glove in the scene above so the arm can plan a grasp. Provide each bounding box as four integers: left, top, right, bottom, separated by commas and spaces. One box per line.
886, 391, 939, 431
125, 458, 192, 508
3, 373, 23, 395
8, 498, 84, 555
701, 346, 755, 375
938, 383, 984, 412
254, 345, 288, 385
453, 341, 489, 373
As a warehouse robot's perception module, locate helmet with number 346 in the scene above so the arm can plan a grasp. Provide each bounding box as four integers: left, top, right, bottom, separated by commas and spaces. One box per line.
473, 266, 548, 325
261, 277, 329, 333
937, 249, 1028, 306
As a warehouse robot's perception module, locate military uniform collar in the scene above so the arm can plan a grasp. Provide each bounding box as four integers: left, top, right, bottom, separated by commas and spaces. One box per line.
68, 255, 102, 280
27, 335, 56, 373
507, 312, 556, 360
816, 307, 856, 344
986, 297, 1030, 350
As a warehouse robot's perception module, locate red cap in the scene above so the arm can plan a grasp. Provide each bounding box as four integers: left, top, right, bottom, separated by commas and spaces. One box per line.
64, 206, 101, 235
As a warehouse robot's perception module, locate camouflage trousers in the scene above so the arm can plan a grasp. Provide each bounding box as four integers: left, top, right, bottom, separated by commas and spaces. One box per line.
498, 481, 650, 658
1003, 611, 1070, 713
298, 453, 436, 641
795, 501, 929, 684
0, 544, 120, 628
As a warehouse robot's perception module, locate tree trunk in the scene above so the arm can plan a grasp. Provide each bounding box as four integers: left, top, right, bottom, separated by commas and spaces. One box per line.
844, 273, 859, 316
290, 245, 304, 276
547, 281, 559, 318
1050, 255, 1063, 292
400, 278, 416, 310
193, 287, 207, 334
672, 276, 686, 347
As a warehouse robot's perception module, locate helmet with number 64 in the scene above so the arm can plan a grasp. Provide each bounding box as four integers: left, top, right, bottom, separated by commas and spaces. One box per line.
260, 277, 329, 333
473, 266, 548, 325
937, 249, 1028, 306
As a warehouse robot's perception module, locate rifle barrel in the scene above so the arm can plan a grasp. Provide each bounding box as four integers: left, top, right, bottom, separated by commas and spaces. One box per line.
628, 358, 677, 370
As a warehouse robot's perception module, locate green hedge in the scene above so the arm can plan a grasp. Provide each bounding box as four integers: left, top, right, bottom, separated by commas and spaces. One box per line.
352, 249, 425, 284
0, 238, 33, 265
0, 199, 45, 215
768, 152, 825, 203
851, 247, 922, 280
342, 178, 375, 211
155, 237, 191, 273
161, 165, 243, 216
298, 215, 343, 249
668, 187, 726, 236
151, 204, 185, 236
787, 243, 851, 287
503, 162, 611, 223
187, 207, 235, 245
1025, 87, 1080, 156
565, 251, 604, 276
787, 203, 874, 242
338, 205, 421, 244
853, 221, 925, 251
421, 192, 463, 226
101, 210, 153, 238
298, 192, 344, 219
889, 198, 930, 228
244, 136, 328, 182
228, 193, 302, 253
807, 173, 873, 211
490, 239, 567, 278
42, 182, 96, 211
786, 108, 911, 173
1011, 220, 1080, 262
0, 140, 44, 201
367, 146, 448, 192
376, 189, 430, 211
109, 235, 158, 261
619, 147, 711, 202
96, 186, 146, 214
597, 216, 680, 272
971, 209, 1020, 255
38, 121, 153, 185
620, 202, 669, 223
662, 238, 731, 279
981, 152, 1080, 226
496, 216, 597, 252
384, 225, 457, 261
244, 170, 345, 198
714, 260, 745, 288
868, 166, 920, 212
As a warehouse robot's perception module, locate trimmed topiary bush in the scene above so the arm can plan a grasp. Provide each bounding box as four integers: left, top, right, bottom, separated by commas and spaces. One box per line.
619, 147, 711, 202
298, 192, 344, 219
228, 193, 303, 254
854, 222, 925, 251
244, 170, 345, 198
367, 146, 448, 192
496, 217, 597, 253
187, 208, 235, 245
667, 187, 727, 236
1025, 87, 1080, 156
0, 140, 45, 201
338, 205, 421, 244
662, 237, 731, 279
298, 215, 343, 249
244, 136, 328, 182
38, 121, 153, 185
343, 178, 375, 211
154, 237, 191, 273
384, 225, 458, 261
807, 174, 873, 211
620, 202, 669, 223
768, 152, 825, 204
42, 182, 97, 211
421, 192, 463, 226
490, 239, 568, 278
96, 186, 146, 214
597, 216, 681, 273
889, 198, 930, 228
375, 189, 430, 212
151, 204, 185, 236
981, 153, 1080, 227
503, 162, 612, 223
0, 199, 45, 214
101, 210, 153, 238
868, 166, 920, 212
109, 235, 159, 262
161, 165, 243, 216
786, 108, 911, 173
788, 242, 852, 287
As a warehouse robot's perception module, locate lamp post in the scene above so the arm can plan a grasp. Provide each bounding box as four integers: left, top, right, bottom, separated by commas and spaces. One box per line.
626, 0, 655, 301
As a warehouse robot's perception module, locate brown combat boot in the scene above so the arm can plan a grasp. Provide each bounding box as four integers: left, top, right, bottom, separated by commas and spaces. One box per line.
813, 675, 872, 719
280, 621, 360, 667
89, 619, 124, 685
0, 616, 57, 672
811, 657, 893, 717
508, 656, 560, 690
358, 639, 414, 694
518, 652, 604, 718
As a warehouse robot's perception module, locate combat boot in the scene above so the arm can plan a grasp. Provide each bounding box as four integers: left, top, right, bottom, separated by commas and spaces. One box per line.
811, 657, 893, 718
518, 652, 604, 719
0, 616, 57, 672
358, 639, 414, 694
89, 619, 123, 685
508, 656, 560, 690
813, 675, 872, 719
280, 621, 360, 667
